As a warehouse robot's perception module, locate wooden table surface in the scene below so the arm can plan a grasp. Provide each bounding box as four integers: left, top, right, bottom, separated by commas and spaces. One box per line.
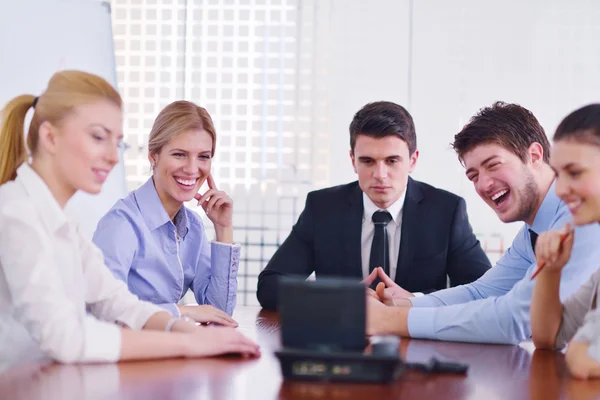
2, 306, 600, 400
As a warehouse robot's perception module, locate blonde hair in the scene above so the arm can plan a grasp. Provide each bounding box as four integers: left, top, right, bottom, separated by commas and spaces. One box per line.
0, 70, 122, 185
148, 100, 216, 157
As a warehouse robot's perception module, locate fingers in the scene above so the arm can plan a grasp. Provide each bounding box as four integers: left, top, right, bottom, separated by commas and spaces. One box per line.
362, 268, 379, 285
366, 288, 380, 300
376, 267, 396, 286
207, 174, 217, 190
196, 189, 216, 207
376, 282, 387, 301
206, 193, 232, 215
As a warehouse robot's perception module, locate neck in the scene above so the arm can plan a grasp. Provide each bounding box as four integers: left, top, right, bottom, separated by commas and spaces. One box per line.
524, 163, 555, 226
152, 177, 183, 221
30, 158, 76, 209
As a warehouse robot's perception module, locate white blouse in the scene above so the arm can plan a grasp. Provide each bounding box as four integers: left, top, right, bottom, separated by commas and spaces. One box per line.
0, 164, 163, 367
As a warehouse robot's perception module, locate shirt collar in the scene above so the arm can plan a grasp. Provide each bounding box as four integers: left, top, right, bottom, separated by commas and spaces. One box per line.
529, 181, 563, 234
16, 163, 68, 233
134, 177, 190, 238
362, 189, 407, 224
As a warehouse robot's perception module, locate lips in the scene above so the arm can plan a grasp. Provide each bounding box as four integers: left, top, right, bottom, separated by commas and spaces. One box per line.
174, 176, 199, 191
92, 168, 109, 183
488, 188, 510, 209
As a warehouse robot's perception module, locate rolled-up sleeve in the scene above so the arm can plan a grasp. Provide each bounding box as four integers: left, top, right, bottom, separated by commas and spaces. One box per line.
0, 205, 122, 363
555, 269, 600, 348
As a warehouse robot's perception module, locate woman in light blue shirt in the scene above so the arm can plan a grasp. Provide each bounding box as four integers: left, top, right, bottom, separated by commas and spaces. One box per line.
93, 101, 239, 326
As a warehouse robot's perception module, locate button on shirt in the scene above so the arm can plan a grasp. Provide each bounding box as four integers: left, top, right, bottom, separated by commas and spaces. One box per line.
361, 191, 406, 281
407, 183, 600, 344
0, 164, 162, 367
93, 178, 240, 317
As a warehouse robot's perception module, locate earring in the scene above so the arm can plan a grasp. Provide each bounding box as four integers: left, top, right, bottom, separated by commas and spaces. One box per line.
151, 162, 156, 169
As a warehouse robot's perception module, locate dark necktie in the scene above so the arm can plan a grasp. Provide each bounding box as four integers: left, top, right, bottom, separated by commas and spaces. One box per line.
369, 210, 393, 288
529, 229, 538, 255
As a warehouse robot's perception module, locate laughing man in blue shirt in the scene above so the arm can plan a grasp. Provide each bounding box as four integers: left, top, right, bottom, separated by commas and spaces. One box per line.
366, 102, 600, 344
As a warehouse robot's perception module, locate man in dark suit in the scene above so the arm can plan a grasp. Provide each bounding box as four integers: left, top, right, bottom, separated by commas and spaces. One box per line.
257, 101, 491, 310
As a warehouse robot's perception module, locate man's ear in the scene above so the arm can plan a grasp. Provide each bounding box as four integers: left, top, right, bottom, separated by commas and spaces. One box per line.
37, 121, 59, 155
408, 149, 419, 173
350, 149, 358, 174
528, 142, 545, 166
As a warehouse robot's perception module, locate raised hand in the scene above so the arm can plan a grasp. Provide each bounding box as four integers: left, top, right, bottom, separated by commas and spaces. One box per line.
194, 175, 234, 238
534, 224, 574, 274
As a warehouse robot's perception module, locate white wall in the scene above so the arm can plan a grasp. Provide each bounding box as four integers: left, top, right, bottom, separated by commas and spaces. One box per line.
327, 0, 600, 247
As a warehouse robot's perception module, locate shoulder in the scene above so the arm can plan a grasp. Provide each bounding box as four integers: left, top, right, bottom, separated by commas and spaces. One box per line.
0, 181, 41, 224
306, 181, 360, 203
410, 178, 464, 206
95, 192, 142, 234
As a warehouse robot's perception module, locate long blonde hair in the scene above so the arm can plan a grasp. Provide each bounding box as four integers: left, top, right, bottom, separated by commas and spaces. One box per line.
0, 70, 122, 185
148, 100, 217, 158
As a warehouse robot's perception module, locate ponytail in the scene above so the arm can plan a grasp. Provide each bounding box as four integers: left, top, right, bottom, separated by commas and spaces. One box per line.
0, 95, 36, 184
0, 70, 121, 186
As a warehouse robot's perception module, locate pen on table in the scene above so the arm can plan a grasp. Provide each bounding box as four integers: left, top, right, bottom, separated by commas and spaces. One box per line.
530, 231, 572, 280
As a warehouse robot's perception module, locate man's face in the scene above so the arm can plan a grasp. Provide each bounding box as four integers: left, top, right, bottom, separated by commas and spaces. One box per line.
463, 143, 540, 224
350, 134, 418, 209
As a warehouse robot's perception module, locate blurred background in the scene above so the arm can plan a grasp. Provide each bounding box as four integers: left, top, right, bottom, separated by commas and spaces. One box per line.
3, 0, 600, 305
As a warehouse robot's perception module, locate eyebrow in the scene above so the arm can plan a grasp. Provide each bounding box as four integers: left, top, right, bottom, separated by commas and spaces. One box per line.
170, 148, 212, 154
357, 155, 402, 160
89, 123, 124, 140
465, 155, 500, 176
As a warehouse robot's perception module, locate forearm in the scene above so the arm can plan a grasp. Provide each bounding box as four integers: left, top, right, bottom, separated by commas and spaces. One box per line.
119, 328, 191, 361
214, 226, 233, 244
531, 271, 563, 349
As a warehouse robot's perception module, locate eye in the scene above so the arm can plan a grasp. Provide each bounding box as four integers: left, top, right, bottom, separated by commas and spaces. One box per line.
467, 174, 478, 182
488, 162, 500, 170
386, 159, 398, 164
91, 132, 106, 142
568, 170, 583, 178
173, 152, 185, 157
199, 154, 211, 160
362, 159, 373, 165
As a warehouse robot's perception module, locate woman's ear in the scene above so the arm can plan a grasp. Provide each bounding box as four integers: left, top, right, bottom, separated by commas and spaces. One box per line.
38, 121, 59, 155
148, 152, 157, 169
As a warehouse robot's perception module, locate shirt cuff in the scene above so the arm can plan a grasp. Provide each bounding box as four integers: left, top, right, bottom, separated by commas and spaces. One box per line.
211, 240, 240, 247
210, 241, 241, 278
412, 292, 424, 297
409, 294, 442, 307
407, 307, 438, 339
156, 302, 180, 318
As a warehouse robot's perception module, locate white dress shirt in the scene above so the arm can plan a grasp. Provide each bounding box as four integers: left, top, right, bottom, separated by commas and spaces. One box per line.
361, 190, 406, 281
0, 164, 163, 366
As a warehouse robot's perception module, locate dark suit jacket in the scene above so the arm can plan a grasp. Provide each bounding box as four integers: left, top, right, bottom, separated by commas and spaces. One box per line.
257, 178, 491, 310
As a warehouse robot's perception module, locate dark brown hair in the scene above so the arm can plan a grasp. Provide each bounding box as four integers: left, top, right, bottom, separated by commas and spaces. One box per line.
452, 101, 550, 164
553, 104, 600, 146
349, 101, 416, 155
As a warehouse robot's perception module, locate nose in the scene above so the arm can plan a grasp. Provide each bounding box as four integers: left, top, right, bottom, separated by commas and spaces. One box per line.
476, 172, 493, 195
105, 141, 119, 167
554, 173, 569, 199
183, 157, 197, 174
373, 161, 388, 180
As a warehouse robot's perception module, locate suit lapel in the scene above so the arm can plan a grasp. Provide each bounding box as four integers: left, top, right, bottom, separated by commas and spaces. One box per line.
343, 183, 364, 278
395, 178, 424, 284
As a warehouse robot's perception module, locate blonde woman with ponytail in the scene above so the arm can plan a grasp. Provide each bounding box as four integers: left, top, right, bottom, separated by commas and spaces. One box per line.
0, 71, 259, 368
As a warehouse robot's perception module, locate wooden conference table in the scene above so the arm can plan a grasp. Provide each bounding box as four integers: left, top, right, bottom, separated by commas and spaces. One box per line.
2, 306, 600, 400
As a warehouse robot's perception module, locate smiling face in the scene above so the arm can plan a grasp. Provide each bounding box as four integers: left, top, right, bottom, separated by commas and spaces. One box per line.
44, 100, 123, 198
350, 134, 418, 209
150, 129, 213, 217
463, 143, 543, 224
551, 139, 600, 226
